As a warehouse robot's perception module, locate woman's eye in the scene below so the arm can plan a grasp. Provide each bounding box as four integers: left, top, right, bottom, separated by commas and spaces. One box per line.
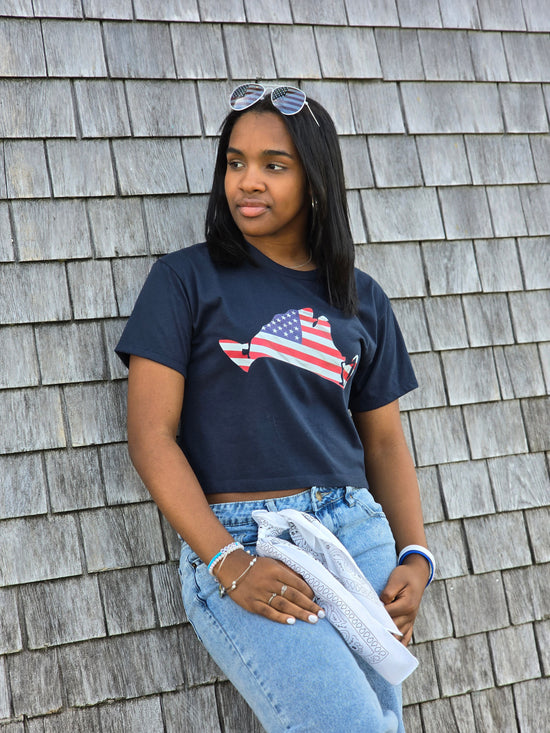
267, 163, 285, 171
227, 160, 243, 169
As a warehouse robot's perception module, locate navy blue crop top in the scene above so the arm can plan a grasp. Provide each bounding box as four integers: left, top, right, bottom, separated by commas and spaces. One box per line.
116, 242, 417, 494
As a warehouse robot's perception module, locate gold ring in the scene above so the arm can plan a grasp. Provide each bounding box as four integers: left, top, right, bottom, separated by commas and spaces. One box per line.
280, 584, 288, 597
267, 592, 277, 606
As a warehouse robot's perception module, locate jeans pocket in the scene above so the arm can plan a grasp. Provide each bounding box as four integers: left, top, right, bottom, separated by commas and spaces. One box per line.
352, 487, 386, 518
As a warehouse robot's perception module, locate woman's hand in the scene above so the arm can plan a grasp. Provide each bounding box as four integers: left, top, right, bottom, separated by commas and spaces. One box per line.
215, 551, 325, 626
380, 554, 430, 645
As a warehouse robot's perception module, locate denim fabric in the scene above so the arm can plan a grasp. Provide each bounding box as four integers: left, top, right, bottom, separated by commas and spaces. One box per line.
179, 487, 403, 733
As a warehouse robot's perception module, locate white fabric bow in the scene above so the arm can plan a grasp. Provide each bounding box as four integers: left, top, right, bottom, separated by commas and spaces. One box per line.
252, 508, 418, 685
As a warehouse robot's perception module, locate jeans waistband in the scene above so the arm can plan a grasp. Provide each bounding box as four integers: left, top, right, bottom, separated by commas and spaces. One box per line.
209, 486, 356, 527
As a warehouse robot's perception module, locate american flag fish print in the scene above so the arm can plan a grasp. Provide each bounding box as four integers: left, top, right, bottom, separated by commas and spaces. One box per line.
219, 308, 358, 389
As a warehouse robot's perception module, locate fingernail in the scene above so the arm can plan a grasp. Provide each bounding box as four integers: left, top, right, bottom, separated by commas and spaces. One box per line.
308, 614, 318, 624
317, 609, 326, 619
286, 617, 296, 625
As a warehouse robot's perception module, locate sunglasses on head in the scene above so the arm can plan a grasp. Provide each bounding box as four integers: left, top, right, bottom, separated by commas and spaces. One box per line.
229, 83, 320, 126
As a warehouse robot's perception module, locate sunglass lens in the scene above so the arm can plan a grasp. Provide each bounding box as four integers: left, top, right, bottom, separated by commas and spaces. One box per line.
230, 83, 265, 110
271, 86, 306, 115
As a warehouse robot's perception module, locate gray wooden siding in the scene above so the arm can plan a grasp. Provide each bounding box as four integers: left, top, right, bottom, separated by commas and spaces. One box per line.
0, 1, 548, 731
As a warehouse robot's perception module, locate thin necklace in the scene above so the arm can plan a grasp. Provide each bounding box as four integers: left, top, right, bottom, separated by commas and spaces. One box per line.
288, 251, 313, 269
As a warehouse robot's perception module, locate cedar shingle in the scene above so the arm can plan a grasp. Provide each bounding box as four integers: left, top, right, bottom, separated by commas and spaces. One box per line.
8, 649, 63, 718
21, 576, 105, 648
522, 0, 550, 31
0, 80, 76, 138
171, 24, 227, 79
0, 587, 23, 654
501, 84, 549, 132
478, 0, 526, 31
470, 686, 519, 733
401, 351, 446, 409
0, 325, 39, 388
468, 30, 509, 81
446, 572, 509, 636
391, 298, 432, 353
489, 624, 541, 685
0, 659, 9, 719
151, 563, 187, 626
488, 453, 549, 511
223, 25, 277, 78
463, 400, 528, 458
401, 642, 439, 705
412, 580, 453, 642
4, 141, 50, 198
340, 136, 373, 189
164, 686, 223, 733
27, 706, 100, 732
88, 198, 148, 258
355, 243, 425, 298
0, 19, 46, 76
0, 514, 81, 587
315, 26, 382, 79
58, 629, 185, 706
66, 259, 118, 319
418, 29, 475, 80
133, 0, 200, 21
291, 0, 347, 24
74, 80, 131, 138
345, 0, 399, 26
80, 503, 165, 572
503, 564, 550, 624
99, 443, 150, 505
504, 33, 550, 83
64, 381, 127, 446
45, 446, 105, 512
0, 387, 66, 454
462, 293, 515, 346
244, 0, 292, 23
349, 81, 405, 133
104, 319, 131, 380
82, 0, 133, 19
422, 240, 481, 295
424, 296, 469, 350
178, 624, 223, 686
525, 507, 550, 563
99, 567, 156, 634
269, 25, 322, 79
302, 81, 356, 134
416, 135, 471, 186
375, 28, 424, 80
99, 697, 164, 733
401, 82, 503, 134
424, 520, 469, 577
113, 139, 188, 196
32, 0, 83, 17
466, 135, 536, 184
486, 186, 529, 238
47, 140, 116, 197
518, 237, 550, 289
182, 137, 218, 194
12, 199, 92, 261
438, 186, 493, 239
441, 347, 500, 404
369, 136, 422, 187
432, 635, 494, 696
198, 0, 246, 23
0, 453, 47, 519
111, 256, 156, 317
465, 512, 532, 573
419, 697, 471, 733
361, 187, 444, 241
439, 459, 495, 518
509, 290, 550, 342
42, 19, 106, 77
0, 0, 32, 15
494, 344, 547, 399
520, 184, 550, 236
348, 191, 367, 243
514, 679, 550, 733
397, 0, 442, 28
0, 202, 14, 261
416, 465, 445, 523
439, 0, 481, 28
474, 239, 523, 293
103, 22, 176, 79
144, 195, 208, 253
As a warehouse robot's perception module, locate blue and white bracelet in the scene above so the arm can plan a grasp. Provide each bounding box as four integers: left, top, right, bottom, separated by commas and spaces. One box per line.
208, 541, 244, 576
397, 545, 436, 587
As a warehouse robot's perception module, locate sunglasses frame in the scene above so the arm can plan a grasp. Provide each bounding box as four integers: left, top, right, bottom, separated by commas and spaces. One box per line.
229, 83, 320, 126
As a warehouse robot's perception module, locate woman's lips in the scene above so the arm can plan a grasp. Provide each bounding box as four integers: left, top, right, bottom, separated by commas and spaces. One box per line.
237, 202, 268, 217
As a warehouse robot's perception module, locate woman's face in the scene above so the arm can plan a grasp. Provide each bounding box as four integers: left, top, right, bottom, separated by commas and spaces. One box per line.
224, 111, 309, 251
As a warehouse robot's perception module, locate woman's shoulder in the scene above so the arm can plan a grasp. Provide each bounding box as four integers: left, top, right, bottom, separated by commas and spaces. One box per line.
354, 266, 390, 305
158, 242, 210, 274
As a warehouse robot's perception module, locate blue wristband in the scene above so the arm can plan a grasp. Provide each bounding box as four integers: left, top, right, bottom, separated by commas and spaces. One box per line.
397, 545, 435, 587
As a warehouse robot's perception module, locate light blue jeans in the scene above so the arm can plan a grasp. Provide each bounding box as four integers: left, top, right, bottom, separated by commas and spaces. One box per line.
179, 487, 403, 733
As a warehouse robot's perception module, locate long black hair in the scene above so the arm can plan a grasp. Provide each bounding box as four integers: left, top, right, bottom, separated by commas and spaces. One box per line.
205, 94, 358, 316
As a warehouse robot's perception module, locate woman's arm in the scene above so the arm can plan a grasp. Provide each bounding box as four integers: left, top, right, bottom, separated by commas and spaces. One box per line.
127, 355, 322, 625
352, 400, 430, 645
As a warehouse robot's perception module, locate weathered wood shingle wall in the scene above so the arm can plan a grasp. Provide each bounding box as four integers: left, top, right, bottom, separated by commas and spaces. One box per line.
1, 1, 548, 731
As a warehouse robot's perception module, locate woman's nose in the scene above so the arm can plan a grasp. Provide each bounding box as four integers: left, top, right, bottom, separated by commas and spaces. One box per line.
240, 166, 265, 192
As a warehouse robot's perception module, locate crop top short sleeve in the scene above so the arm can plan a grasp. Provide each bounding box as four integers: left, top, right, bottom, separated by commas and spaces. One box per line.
116, 242, 417, 495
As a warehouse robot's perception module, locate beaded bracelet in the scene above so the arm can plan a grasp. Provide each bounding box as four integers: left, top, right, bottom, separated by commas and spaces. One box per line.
218, 556, 257, 598
398, 545, 436, 587
208, 541, 244, 576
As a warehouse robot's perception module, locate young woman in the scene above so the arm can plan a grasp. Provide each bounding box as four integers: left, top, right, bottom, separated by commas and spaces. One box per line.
116, 84, 433, 733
